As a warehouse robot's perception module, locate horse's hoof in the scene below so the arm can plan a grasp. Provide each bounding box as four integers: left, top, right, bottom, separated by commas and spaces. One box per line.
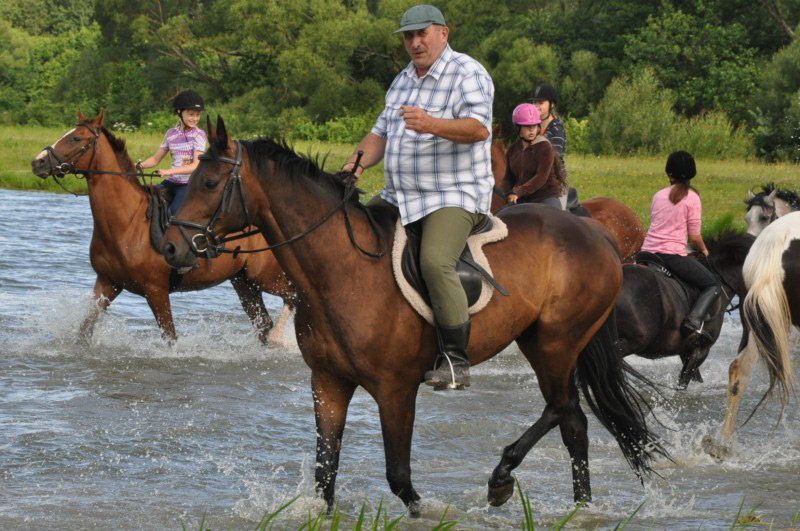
488, 476, 515, 507
701, 435, 731, 460
407, 500, 421, 518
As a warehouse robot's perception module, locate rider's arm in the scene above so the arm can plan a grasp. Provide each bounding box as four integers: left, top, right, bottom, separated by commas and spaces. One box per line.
138, 148, 168, 169
161, 150, 205, 177
341, 132, 387, 177
689, 233, 709, 256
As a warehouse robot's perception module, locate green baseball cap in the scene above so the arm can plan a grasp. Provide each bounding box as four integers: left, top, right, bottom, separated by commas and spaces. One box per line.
393, 4, 446, 34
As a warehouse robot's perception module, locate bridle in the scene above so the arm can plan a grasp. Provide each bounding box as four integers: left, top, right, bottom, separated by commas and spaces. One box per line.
40, 123, 161, 195
699, 254, 740, 315
168, 143, 385, 260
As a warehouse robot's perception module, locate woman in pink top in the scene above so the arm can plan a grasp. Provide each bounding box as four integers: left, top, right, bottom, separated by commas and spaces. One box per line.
137, 90, 207, 216
641, 151, 721, 346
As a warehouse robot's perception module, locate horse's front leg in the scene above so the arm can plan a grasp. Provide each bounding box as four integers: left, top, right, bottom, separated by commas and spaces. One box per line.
80, 275, 121, 340
143, 286, 176, 341
677, 345, 710, 389
312, 371, 356, 510
376, 384, 421, 516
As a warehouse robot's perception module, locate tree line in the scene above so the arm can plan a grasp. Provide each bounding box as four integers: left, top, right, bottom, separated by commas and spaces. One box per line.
1, 0, 798, 161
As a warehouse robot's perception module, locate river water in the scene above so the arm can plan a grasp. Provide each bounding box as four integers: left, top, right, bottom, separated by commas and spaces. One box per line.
1, 188, 798, 529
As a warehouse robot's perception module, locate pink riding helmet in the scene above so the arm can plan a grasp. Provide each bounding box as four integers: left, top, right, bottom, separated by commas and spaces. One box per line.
511, 103, 541, 126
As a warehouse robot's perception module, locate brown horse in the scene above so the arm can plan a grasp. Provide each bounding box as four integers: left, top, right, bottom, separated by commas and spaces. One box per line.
30, 111, 294, 343
489, 136, 644, 262
160, 116, 666, 514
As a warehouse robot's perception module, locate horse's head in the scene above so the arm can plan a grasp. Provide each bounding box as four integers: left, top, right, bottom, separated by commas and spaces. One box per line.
32, 110, 105, 178
744, 187, 779, 237
162, 115, 255, 268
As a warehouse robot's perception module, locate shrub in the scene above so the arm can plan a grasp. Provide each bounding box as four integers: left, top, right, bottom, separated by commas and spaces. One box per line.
588, 68, 675, 155
667, 111, 753, 160
563, 116, 590, 154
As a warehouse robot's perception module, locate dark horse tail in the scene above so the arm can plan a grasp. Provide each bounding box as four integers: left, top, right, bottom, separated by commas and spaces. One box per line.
575, 310, 670, 478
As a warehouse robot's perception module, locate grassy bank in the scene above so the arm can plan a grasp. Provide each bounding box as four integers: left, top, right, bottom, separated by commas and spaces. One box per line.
4, 125, 798, 230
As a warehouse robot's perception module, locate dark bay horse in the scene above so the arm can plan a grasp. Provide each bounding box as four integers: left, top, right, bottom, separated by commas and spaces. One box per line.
703, 212, 800, 457
489, 138, 644, 262
616, 231, 753, 389
161, 116, 667, 514
30, 111, 294, 343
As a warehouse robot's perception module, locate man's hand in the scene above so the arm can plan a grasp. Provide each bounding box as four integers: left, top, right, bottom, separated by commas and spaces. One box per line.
400, 105, 435, 134
507, 194, 518, 204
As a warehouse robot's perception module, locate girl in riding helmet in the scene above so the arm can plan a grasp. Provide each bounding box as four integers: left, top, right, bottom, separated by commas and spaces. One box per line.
640, 151, 721, 346
137, 89, 207, 216
503, 103, 565, 209
530, 84, 568, 207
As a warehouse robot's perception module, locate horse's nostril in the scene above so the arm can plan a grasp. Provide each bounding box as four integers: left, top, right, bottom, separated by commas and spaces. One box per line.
163, 241, 176, 258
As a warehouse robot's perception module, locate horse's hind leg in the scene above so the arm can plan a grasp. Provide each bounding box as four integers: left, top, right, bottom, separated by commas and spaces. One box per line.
268, 301, 294, 345
230, 273, 273, 345
312, 371, 356, 511
558, 379, 591, 503
80, 275, 121, 341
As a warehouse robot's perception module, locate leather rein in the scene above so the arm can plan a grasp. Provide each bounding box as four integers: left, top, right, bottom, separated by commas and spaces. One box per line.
168, 143, 386, 260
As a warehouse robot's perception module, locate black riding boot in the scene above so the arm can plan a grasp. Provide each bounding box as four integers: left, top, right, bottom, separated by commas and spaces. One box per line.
681, 286, 722, 347
424, 321, 471, 391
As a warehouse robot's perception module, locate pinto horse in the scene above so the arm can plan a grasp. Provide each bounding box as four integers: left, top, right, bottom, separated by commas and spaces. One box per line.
744, 183, 800, 237
616, 231, 753, 389
489, 138, 644, 262
161, 116, 667, 514
703, 212, 800, 457
30, 111, 294, 343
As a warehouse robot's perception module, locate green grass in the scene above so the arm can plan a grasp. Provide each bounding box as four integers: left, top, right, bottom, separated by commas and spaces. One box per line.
5, 125, 799, 231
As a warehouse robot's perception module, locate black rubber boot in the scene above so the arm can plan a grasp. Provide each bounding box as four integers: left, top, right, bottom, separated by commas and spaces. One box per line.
681, 286, 722, 347
424, 321, 471, 391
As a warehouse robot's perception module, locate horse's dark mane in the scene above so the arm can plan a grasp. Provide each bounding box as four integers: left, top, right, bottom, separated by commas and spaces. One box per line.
745, 183, 800, 210
87, 123, 147, 190
209, 135, 362, 207
705, 229, 755, 265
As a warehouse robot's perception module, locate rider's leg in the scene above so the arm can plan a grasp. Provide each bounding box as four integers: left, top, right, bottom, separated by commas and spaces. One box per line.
168, 183, 188, 216
660, 254, 721, 345
538, 196, 563, 209
418, 207, 484, 390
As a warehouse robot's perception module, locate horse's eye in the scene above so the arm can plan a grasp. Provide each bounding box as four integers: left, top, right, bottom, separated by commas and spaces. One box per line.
760, 215, 770, 222
72, 136, 82, 142
205, 179, 219, 190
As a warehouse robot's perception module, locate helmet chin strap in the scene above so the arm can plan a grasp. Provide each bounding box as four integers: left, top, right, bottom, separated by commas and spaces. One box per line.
177, 110, 189, 131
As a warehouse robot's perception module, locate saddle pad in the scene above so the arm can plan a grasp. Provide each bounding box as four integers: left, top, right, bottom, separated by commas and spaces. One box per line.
391, 214, 508, 325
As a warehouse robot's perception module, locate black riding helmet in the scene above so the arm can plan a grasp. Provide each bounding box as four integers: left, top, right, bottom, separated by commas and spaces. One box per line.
666, 151, 696, 182
530, 84, 558, 105
172, 89, 205, 113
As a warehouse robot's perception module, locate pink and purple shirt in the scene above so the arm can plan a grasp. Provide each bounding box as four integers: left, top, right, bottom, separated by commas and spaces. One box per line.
159, 126, 207, 184
641, 186, 702, 256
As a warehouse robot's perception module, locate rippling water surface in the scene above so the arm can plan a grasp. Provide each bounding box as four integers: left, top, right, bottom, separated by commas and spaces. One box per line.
1, 189, 798, 529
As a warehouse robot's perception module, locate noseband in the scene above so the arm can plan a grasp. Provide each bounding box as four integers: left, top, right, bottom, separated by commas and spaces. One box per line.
169, 145, 385, 260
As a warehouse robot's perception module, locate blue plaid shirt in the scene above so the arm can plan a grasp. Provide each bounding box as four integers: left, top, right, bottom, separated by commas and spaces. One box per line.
371, 45, 494, 225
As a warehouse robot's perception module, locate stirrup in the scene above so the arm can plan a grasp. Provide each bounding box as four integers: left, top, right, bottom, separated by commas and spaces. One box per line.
424, 354, 470, 391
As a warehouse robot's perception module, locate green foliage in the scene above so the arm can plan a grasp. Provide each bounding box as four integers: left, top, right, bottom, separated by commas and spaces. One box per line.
623, 7, 759, 123
588, 68, 676, 156
667, 111, 753, 160
753, 37, 800, 161
563, 117, 590, 154
561, 50, 603, 118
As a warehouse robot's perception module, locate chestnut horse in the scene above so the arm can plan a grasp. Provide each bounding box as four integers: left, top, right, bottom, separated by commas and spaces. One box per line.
31, 111, 294, 343
703, 212, 800, 458
490, 137, 644, 262
161, 117, 666, 514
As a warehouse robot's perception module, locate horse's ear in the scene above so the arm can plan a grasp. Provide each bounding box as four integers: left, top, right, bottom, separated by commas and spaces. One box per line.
216, 115, 229, 145
78, 110, 86, 121
747, 190, 755, 199
767, 188, 778, 202
206, 115, 215, 140
94, 109, 106, 127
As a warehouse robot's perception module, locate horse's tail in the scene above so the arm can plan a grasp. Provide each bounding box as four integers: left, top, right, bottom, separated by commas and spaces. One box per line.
742, 231, 794, 411
576, 309, 669, 478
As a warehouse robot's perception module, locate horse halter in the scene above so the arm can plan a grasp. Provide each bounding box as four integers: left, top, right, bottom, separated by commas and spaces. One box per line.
42, 123, 101, 177
169, 140, 250, 259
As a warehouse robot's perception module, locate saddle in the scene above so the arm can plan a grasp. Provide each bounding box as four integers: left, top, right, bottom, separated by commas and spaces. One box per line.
566, 187, 592, 217
146, 186, 171, 252
392, 215, 509, 325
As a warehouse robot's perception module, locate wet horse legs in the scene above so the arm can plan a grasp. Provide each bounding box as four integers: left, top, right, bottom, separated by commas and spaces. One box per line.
79, 275, 121, 340
377, 385, 421, 515
312, 372, 356, 510
230, 272, 273, 345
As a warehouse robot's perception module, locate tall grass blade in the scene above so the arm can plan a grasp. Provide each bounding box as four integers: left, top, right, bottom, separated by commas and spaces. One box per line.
613, 501, 644, 530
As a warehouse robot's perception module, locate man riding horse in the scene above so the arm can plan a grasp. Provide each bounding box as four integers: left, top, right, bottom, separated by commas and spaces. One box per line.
342, 4, 494, 390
